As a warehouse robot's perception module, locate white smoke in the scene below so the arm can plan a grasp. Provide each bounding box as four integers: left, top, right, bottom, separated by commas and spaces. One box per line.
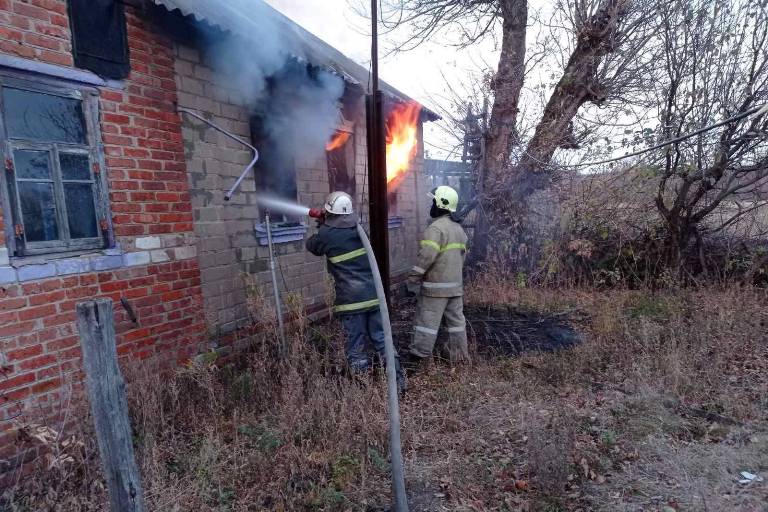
198, 0, 345, 185
258, 67, 344, 163
204, 0, 298, 104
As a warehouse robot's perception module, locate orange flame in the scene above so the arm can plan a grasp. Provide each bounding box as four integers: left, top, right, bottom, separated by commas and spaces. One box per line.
386, 102, 421, 190
326, 130, 351, 151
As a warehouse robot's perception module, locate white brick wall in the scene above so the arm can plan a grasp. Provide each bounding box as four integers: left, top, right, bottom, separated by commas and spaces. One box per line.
176, 37, 427, 335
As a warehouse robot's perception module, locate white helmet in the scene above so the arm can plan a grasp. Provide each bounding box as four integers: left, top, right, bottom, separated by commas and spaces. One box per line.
324, 191, 353, 215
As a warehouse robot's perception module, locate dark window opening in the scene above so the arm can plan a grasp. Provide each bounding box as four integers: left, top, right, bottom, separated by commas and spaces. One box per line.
388, 191, 398, 216
68, 0, 130, 79
0, 78, 109, 257
251, 115, 298, 223
326, 130, 355, 197
250, 59, 341, 224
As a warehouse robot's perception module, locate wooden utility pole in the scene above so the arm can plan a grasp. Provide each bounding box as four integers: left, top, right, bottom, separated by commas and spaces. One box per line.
368, 10, 408, 512
76, 299, 145, 512
366, 0, 391, 300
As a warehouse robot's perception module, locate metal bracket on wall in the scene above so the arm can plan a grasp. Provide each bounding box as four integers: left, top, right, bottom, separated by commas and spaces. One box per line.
120, 297, 138, 324
176, 107, 259, 201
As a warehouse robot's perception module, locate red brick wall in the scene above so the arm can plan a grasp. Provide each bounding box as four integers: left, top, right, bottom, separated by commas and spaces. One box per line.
102, 9, 194, 237
0, 1, 206, 466
0, 0, 72, 67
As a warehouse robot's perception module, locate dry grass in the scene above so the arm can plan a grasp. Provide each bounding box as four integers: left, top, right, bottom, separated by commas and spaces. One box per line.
3, 277, 768, 511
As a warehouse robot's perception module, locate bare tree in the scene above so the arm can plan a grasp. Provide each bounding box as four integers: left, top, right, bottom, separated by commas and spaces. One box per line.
650, 0, 768, 273
377, 0, 658, 269
534, 0, 768, 284
421, 68, 494, 161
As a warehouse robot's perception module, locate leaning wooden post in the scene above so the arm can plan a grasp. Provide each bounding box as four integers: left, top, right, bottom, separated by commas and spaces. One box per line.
76, 299, 145, 512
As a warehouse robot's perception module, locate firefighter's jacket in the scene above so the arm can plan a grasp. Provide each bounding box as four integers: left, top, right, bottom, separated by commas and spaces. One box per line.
306, 220, 379, 315
411, 215, 468, 297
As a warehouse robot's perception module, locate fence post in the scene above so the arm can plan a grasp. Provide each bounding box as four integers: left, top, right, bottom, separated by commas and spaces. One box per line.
76, 298, 145, 512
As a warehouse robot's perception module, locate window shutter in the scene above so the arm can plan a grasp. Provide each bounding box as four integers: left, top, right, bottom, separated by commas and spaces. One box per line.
68, 0, 130, 79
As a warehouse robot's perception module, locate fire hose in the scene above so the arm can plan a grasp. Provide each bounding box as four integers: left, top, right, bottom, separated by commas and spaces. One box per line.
354, 221, 408, 512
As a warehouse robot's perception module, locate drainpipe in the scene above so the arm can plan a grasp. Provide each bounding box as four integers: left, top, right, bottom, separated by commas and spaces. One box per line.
264, 211, 287, 358
178, 107, 287, 354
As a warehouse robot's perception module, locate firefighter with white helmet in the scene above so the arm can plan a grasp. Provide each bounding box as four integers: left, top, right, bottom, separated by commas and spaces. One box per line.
324, 190, 354, 215
405, 185, 470, 365
306, 191, 406, 391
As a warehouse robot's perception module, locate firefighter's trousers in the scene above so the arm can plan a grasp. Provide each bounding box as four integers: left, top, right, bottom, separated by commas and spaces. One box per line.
410, 295, 469, 362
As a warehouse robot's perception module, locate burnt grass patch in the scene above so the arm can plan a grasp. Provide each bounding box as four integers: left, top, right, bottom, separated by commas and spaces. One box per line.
391, 296, 584, 358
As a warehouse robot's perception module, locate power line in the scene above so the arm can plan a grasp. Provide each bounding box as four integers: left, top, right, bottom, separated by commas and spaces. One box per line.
565, 103, 768, 168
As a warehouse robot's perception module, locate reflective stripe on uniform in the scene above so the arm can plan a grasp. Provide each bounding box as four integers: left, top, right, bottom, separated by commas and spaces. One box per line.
421, 240, 466, 253
412, 266, 426, 274
414, 325, 439, 335
333, 298, 380, 313
441, 243, 466, 252
328, 247, 367, 264
420, 239, 441, 251
422, 281, 461, 288
447, 326, 466, 332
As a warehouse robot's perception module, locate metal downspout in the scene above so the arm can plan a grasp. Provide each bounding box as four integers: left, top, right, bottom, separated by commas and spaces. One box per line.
265, 211, 287, 357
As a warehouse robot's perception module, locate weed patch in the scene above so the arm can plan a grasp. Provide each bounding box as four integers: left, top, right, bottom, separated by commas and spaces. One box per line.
4, 284, 767, 511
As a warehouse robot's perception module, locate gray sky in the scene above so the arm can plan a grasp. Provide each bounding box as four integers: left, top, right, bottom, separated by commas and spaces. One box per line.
264, 0, 498, 160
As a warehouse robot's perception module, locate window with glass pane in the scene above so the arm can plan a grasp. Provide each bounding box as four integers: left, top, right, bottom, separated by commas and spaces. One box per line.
3, 88, 87, 144
60, 153, 98, 239
1, 80, 107, 257
14, 150, 59, 242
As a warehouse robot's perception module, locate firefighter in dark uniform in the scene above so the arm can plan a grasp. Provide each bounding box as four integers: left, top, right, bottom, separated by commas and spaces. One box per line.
306, 191, 406, 392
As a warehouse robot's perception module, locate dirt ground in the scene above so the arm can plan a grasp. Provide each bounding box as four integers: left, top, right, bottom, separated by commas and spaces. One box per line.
4, 283, 768, 511
390, 288, 768, 511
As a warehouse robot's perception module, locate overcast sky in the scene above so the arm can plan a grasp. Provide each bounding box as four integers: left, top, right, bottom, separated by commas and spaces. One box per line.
264, 0, 497, 160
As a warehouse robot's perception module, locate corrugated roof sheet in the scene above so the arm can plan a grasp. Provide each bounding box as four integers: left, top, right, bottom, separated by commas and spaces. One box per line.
151, 0, 439, 120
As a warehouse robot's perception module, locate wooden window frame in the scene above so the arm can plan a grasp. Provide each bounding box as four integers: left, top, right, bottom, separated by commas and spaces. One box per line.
0, 73, 112, 258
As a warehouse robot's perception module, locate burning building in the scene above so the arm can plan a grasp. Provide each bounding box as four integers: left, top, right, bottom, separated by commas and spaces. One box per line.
0, 0, 436, 466
157, 0, 439, 342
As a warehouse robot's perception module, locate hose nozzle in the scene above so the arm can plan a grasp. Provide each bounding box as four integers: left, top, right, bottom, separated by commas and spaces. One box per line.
308, 208, 325, 219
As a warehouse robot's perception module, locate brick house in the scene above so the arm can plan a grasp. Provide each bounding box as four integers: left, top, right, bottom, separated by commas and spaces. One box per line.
0, 0, 435, 468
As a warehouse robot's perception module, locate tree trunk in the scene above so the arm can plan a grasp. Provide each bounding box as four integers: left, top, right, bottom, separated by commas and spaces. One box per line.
471, 0, 528, 264
474, 0, 630, 271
